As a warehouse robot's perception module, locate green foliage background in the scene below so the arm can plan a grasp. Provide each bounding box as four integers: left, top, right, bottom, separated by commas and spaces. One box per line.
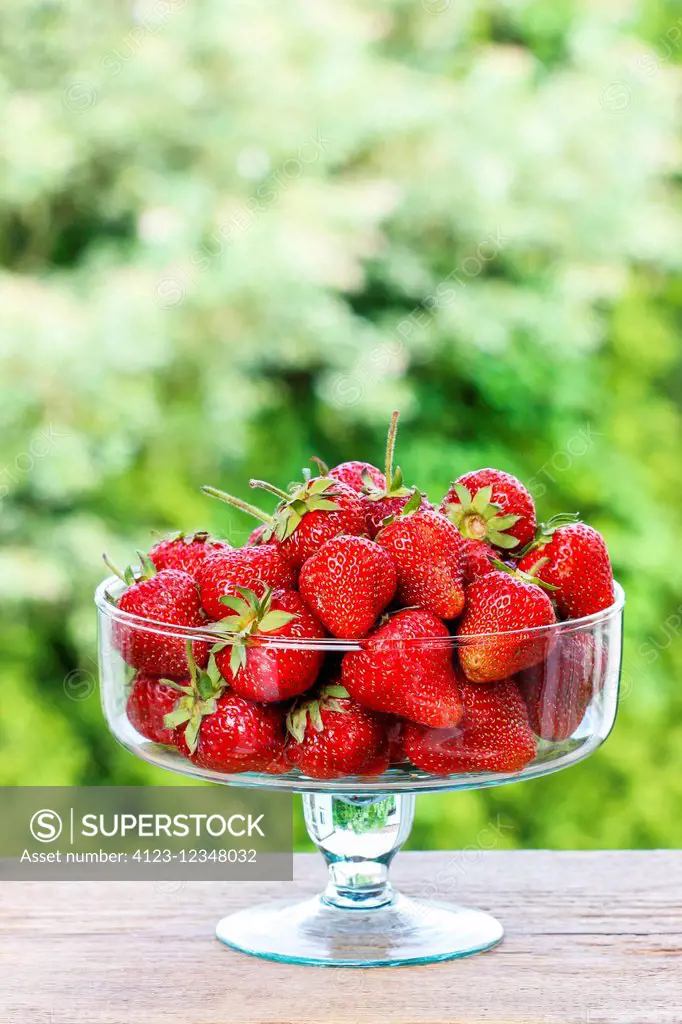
2, 0, 682, 851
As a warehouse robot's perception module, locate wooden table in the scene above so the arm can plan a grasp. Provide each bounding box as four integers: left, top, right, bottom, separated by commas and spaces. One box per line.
1, 851, 680, 1023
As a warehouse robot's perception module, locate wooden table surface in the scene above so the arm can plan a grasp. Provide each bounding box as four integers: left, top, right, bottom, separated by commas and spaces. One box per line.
1, 850, 680, 1024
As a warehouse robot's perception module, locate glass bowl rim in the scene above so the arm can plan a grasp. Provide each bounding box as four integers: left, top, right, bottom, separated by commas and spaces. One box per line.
94, 576, 625, 650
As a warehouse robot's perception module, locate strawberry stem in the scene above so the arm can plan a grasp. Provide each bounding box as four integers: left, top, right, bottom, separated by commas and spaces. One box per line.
102, 553, 126, 584
201, 486, 274, 525
249, 479, 290, 501
310, 456, 329, 476
384, 410, 400, 483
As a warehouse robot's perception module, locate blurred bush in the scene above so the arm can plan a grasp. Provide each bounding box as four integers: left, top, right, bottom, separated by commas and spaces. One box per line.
2, 0, 682, 848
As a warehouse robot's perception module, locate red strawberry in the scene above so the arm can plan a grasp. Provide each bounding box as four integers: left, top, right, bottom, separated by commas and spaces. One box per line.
361, 411, 426, 537
441, 469, 536, 552
456, 567, 556, 682
246, 525, 271, 546
461, 538, 496, 584
517, 521, 614, 619
190, 695, 285, 773
166, 650, 286, 773
126, 672, 180, 745
196, 545, 296, 620
375, 497, 465, 620
328, 460, 386, 493
148, 531, 230, 577
202, 477, 367, 571
518, 632, 602, 741
106, 554, 207, 677
213, 588, 325, 702
403, 676, 536, 774
285, 683, 389, 779
341, 608, 463, 727
298, 534, 397, 639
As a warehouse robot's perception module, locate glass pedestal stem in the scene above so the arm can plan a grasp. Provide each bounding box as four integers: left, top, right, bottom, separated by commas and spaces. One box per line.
303, 792, 415, 910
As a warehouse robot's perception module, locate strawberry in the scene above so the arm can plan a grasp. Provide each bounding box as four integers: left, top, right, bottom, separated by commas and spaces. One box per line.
441, 468, 536, 552
461, 538, 496, 584
105, 553, 207, 677
166, 652, 286, 774
285, 683, 389, 779
189, 695, 286, 773
202, 476, 367, 571
361, 411, 426, 537
517, 521, 614, 619
341, 608, 463, 727
126, 671, 180, 745
403, 676, 536, 774
328, 460, 386, 493
212, 588, 326, 702
298, 534, 397, 639
196, 544, 296, 620
148, 531, 230, 577
375, 496, 465, 620
518, 632, 601, 741
456, 566, 556, 682
245, 525, 271, 546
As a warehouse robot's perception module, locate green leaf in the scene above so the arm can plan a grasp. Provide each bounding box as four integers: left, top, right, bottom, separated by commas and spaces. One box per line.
285, 706, 307, 744
400, 488, 422, 516
471, 486, 493, 514
220, 594, 249, 614
207, 656, 222, 685
309, 702, 324, 732
196, 671, 216, 701
235, 586, 259, 609
230, 642, 248, 677
491, 513, 521, 530
452, 483, 472, 507
215, 614, 243, 633
361, 469, 380, 492
163, 707, 192, 728
258, 610, 297, 633
307, 498, 339, 511
490, 532, 521, 550
280, 508, 302, 539
308, 476, 335, 495
184, 716, 201, 755
323, 684, 349, 698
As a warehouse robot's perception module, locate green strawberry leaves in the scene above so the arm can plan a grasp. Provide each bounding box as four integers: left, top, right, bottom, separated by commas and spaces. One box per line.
285, 683, 351, 744
212, 586, 297, 677
444, 483, 521, 549
514, 512, 581, 558
162, 644, 225, 755
246, 475, 343, 541
103, 550, 158, 587
490, 557, 558, 591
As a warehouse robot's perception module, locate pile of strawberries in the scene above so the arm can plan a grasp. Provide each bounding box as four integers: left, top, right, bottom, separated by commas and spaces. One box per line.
106, 412, 616, 780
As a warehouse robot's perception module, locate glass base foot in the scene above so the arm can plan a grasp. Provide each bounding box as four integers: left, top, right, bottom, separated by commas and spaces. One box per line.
216, 892, 503, 967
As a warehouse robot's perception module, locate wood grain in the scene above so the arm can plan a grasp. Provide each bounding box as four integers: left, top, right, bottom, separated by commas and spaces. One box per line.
0, 851, 680, 1024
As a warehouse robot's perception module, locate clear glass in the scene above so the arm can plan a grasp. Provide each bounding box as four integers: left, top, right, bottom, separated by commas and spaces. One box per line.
96, 577, 624, 966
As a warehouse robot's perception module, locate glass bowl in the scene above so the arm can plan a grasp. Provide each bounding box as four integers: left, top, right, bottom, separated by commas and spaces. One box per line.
96, 576, 624, 967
